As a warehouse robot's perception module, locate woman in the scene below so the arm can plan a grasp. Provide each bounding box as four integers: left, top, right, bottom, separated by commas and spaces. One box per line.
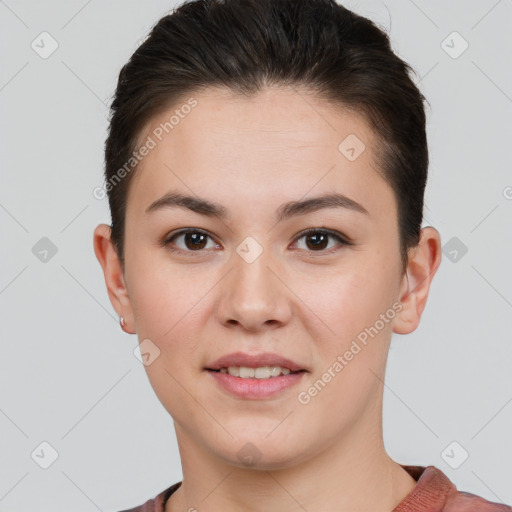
93, 0, 512, 510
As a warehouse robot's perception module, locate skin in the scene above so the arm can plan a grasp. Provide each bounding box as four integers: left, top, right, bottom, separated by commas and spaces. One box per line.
94, 85, 442, 511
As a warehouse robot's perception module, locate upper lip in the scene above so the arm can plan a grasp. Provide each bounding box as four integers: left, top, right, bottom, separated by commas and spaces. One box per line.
205, 352, 308, 372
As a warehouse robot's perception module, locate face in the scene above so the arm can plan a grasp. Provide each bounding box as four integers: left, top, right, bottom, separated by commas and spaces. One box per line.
98, 85, 426, 470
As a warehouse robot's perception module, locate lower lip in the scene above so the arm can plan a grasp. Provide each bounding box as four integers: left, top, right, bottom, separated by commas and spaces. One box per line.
206, 370, 306, 399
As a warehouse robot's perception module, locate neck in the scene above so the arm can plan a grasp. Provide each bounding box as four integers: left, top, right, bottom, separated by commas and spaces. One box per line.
166, 406, 417, 512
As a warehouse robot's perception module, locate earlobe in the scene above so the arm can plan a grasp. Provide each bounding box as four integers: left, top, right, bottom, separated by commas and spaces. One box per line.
93, 223, 135, 334
393, 227, 442, 335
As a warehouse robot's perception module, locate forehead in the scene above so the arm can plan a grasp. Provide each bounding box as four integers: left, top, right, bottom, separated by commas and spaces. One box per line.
128, 85, 395, 222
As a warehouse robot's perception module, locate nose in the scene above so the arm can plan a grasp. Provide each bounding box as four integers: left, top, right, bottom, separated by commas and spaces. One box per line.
216, 244, 292, 332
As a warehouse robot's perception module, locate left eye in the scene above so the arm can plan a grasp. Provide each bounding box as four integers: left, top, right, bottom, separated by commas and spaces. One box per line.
163, 228, 350, 254
293, 228, 349, 252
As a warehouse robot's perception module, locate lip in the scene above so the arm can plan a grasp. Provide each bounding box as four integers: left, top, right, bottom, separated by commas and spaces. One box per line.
205, 351, 308, 373
206, 370, 307, 399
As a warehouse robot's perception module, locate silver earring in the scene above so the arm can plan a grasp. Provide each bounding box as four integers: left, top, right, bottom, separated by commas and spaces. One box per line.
120, 316, 126, 329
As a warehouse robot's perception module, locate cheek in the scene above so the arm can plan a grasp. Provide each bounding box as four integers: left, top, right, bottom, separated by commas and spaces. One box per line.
126, 246, 209, 336
126, 253, 218, 403
295, 267, 396, 421
301, 263, 395, 335
298, 261, 399, 394
127, 260, 209, 414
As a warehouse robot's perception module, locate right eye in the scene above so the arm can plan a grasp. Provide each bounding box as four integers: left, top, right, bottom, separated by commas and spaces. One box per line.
162, 228, 221, 254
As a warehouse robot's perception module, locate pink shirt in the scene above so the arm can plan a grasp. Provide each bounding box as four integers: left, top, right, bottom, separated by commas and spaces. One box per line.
118, 464, 512, 511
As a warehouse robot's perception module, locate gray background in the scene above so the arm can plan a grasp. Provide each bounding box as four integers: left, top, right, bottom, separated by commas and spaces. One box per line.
1, 0, 511, 510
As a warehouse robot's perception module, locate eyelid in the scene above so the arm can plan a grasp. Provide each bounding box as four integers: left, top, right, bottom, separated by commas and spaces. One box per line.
294, 227, 353, 246
161, 227, 218, 250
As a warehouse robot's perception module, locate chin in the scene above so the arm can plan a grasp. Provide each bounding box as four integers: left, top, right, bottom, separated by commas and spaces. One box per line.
212, 433, 310, 471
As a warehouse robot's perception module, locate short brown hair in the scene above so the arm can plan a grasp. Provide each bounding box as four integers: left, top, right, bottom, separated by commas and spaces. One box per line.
104, 0, 429, 274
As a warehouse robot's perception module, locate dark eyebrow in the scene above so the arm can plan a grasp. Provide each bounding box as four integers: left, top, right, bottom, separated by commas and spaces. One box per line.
145, 190, 369, 221
276, 192, 369, 220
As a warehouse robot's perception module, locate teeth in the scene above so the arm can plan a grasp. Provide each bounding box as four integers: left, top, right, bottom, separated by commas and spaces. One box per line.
221, 366, 293, 378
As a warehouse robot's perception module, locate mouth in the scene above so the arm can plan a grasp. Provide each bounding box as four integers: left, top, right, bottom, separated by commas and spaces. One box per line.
205, 367, 307, 399
205, 351, 309, 375
206, 367, 307, 379
204, 352, 309, 398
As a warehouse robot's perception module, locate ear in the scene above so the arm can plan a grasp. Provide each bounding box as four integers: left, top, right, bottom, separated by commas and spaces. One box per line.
393, 226, 442, 335
93, 223, 135, 334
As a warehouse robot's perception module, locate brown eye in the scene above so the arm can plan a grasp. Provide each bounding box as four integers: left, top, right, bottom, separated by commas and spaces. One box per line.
163, 229, 218, 253
294, 228, 351, 253
181, 232, 208, 250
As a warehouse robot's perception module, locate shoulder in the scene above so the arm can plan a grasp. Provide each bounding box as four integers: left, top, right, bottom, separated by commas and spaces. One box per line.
396, 465, 512, 511
444, 490, 512, 511
115, 482, 182, 512
116, 496, 157, 512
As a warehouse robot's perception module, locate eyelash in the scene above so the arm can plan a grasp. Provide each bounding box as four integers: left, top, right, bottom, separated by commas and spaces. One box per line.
161, 227, 352, 257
